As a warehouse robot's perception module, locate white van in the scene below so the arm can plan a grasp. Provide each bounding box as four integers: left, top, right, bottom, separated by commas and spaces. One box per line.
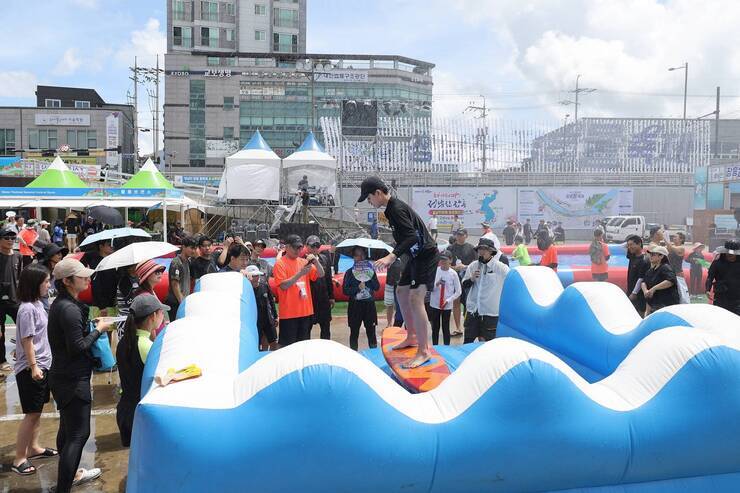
605, 216, 646, 243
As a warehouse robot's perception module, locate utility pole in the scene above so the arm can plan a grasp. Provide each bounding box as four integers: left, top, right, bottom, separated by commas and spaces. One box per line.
130, 59, 164, 165
668, 62, 688, 120
465, 96, 489, 172
154, 54, 160, 162
571, 74, 596, 123
130, 56, 139, 167
715, 86, 720, 158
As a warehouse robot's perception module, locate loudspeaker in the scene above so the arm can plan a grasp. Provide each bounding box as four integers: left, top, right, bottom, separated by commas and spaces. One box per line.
277, 223, 319, 241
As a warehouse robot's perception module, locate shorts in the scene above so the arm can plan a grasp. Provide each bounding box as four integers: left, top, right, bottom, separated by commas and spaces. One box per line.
383, 285, 395, 306
398, 250, 438, 290
464, 313, 499, 344
279, 316, 312, 346
592, 272, 608, 281
16, 367, 51, 414
66, 233, 77, 239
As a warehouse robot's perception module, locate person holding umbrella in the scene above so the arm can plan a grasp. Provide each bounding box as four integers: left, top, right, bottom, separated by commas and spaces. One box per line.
358, 176, 438, 369
342, 246, 380, 350
80, 239, 118, 323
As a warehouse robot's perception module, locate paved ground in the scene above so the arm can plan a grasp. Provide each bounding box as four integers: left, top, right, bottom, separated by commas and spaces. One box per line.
0, 307, 465, 492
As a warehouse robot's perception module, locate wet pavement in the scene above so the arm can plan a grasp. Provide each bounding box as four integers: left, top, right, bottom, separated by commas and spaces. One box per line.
1, 312, 443, 492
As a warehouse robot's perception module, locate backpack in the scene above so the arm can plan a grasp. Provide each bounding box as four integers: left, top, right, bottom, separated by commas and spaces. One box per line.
589, 240, 604, 265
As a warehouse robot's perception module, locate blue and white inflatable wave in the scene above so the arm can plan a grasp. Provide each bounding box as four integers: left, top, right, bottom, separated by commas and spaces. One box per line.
127, 273, 740, 492
498, 266, 740, 380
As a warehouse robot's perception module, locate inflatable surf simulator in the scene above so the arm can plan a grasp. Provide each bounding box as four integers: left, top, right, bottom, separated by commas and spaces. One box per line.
127, 270, 740, 492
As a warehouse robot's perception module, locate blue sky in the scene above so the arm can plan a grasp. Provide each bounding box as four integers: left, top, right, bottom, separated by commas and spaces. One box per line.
3, 0, 740, 155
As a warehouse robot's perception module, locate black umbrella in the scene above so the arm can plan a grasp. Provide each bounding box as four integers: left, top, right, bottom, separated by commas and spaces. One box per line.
87, 206, 124, 226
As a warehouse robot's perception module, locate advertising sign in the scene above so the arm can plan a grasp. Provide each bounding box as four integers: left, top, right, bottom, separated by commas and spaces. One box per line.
35, 114, 90, 126
518, 187, 634, 229
206, 139, 240, 158
412, 187, 518, 230
314, 70, 368, 83
174, 175, 221, 187
105, 113, 120, 169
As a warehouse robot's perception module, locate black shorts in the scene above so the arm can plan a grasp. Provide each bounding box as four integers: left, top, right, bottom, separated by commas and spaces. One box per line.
464, 313, 499, 344
279, 316, 312, 346
16, 367, 50, 414
398, 250, 438, 290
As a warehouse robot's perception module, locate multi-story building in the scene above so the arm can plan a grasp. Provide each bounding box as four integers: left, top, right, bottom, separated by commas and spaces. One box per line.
164, 1, 434, 176
0, 85, 135, 174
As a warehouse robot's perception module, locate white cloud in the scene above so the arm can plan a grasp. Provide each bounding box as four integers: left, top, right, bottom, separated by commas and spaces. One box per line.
0, 71, 39, 98
70, 0, 98, 8
53, 48, 82, 76
442, 0, 740, 119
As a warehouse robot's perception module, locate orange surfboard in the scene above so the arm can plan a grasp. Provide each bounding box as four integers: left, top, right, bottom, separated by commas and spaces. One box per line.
381, 326, 451, 393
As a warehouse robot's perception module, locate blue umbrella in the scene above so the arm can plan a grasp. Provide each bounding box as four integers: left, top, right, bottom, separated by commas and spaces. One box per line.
79, 227, 151, 249
335, 238, 393, 261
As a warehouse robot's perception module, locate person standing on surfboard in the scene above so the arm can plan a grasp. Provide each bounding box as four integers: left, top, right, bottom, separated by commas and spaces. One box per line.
358, 177, 438, 369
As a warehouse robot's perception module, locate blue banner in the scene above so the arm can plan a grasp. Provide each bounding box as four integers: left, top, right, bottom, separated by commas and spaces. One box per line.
0, 187, 184, 198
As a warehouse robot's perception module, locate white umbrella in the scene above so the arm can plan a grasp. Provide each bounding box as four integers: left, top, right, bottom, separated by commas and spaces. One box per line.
335, 238, 393, 260
96, 241, 178, 271
79, 227, 151, 249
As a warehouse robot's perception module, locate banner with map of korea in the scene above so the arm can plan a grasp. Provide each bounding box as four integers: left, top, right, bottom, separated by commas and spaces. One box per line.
518, 187, 634, 230
412, 187, 518, 231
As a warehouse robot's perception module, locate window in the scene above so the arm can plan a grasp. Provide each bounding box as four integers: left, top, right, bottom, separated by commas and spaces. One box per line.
201, 27, 218, 46
174, 26, 192, 47
273, 8, 299, 29
66, 130, 97, 150
0, 129, 15, 156
226, 29, 234, 42
223, 127, 234, 140
74, 100, 90, 108
173, 26, 183, 46
223, 96, 234, 110
200, 1, 218, 21
622, 219, 636, 227
273, 33, 298, 53
255, 30, 265, 41
29, 129, 58, 150
190, 80, 206, 166
172, 0, 187, 21
45, 99, 61, 108
224, 57, 236, 66
207, 57, 220, 66
225, 2, 235, 16
255, 4, 266, 15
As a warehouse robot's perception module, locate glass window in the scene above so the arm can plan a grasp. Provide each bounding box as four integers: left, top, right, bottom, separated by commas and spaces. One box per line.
200, 1, 218, 21
45, 99, 61, 108
29, 129, 39, 149
201, 27, 218, 47
0, 129, 15, 156
273, 8, 299, 29
255, 4, 266, 15
172, 0, 187, 21
74, 100, 90, 108
223, 96, 234, 110
32, 129, 58, 150
181, 26, 192, 47
255, 30, 265, 41
207, 57, 220, 66
223, 127, 234, 140
67, 130, 77, 149
273, 33, 298, 53
225, 2, 235, 16
226, 29, 234, 42
224, 57, 236, 66
87, 130, 97, 149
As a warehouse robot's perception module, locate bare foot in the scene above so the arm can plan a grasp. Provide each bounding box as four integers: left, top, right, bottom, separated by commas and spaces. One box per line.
392, 337, 418, 350
402, 354, 431, 369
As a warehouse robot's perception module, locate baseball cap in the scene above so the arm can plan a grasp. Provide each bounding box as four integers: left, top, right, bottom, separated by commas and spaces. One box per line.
5, 211, 15, 218
455, 228, 468, 236
481, 222, 491, 228
245, 265, 264, 277
129, 294, 169, 319
39, 220, 50, 226
53, 257, 95, 279
475, 237, 498, 252
357, 176, 387, 203
254, 239, 267, 248
306, 235, 321, 247
285, 234, 303, 248
439, 250, 453, 261
0, 229, 17, 239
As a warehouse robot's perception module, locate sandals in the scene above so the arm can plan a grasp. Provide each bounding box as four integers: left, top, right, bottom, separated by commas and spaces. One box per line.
11, 460, 36, 475
72, 467, 102, 486
28, 448, 58, 460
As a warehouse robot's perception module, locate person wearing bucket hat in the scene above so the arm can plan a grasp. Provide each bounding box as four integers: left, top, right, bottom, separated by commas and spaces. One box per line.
134, 259, 165, 299
36, 242, 65, 311
47, 257, 115, 491
642, 245, 680, 316
462, 237, 510, 343
359, 176, 438, 369
116, 294, 168, 447
705, 240, 740, 315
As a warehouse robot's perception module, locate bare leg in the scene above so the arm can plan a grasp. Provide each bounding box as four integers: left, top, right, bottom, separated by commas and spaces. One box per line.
14, 413, 40, 467
27, 413, 44, 456
394, 286, 417, 349
403, 287, 432, 368
385, 305, 393, 327
452, 298, 462, 334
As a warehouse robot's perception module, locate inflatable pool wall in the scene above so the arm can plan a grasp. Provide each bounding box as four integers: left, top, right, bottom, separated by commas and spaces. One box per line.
127, 274, 740, 492
498, 266, 739, 381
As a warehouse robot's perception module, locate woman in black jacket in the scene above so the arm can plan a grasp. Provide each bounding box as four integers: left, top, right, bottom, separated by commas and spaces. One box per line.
706, 240, 740, 315
642, 245, 680, 316
47, 258, 115, 492
342, 247, 380, 351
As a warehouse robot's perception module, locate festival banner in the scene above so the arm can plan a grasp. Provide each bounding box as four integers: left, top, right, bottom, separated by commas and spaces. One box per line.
412, 187, 517, 231
517, 187, 633, 230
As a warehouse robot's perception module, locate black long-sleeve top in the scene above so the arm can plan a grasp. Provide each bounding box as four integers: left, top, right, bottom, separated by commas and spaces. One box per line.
383, 196, 436, 258
48, 292, 101, 380
706, 258, 740, 300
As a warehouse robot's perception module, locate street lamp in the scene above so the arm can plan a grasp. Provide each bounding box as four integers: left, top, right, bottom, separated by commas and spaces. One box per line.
668, 62, 688, 120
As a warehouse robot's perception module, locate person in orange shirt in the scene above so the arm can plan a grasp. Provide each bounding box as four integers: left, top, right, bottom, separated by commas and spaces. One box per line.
271, 234, 324, 346
18, 219, 39, 269
537, 230, 558, 271
589, 229, 611, 281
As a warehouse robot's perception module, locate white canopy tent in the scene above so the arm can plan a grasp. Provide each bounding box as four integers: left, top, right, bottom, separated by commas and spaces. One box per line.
218, 131, 281, 201
283, 132, 338, 196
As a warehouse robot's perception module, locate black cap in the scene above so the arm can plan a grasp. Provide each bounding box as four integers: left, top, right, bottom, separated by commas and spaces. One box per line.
475, 237, 498, 252
306, 235, 321, 247
0, 228, 17, 239
39, 242, 64, 259
439, 250, 453, 261
357, 176, 387, 204
455, 228, 468, 236
254, 239, 267, 248
285, 234, 303, 248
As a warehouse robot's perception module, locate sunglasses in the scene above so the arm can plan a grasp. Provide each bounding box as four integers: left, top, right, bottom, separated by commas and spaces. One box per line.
649, 252, 662, 256
308, 243, 321, 248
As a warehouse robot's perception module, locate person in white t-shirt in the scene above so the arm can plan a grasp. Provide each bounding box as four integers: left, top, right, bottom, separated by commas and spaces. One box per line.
427, 251, 461, 345
427, 216, 439, 241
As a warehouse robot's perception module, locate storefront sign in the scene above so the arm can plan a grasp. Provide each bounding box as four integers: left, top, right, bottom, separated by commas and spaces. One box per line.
709, 163, 740, 182
314, 70, 368, 83
35, 114, 90, 126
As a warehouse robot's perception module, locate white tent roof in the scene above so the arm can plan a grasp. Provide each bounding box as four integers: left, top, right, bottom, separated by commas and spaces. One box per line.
219, 131, 281, 201
283, 132, 337, 169
224, 131, 280, 168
